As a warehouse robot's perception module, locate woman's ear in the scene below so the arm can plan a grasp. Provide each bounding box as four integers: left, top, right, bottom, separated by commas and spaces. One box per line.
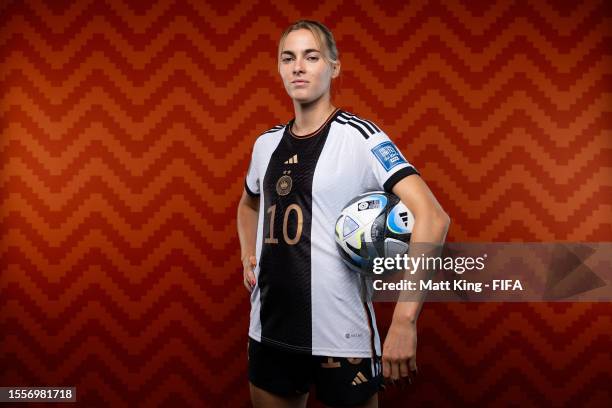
332, 61, 341, 78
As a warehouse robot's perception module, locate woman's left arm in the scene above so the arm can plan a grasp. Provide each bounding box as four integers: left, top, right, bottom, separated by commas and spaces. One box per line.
382, 174, 450, 381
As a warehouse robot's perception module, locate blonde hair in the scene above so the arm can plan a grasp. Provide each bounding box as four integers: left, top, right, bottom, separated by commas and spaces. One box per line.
278, 20, 339, 67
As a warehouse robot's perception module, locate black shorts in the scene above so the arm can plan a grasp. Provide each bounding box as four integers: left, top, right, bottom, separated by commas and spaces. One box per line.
248, 337, 382, 407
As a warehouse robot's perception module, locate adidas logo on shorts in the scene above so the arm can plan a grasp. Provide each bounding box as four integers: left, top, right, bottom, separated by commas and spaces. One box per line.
351, 371, 368, 386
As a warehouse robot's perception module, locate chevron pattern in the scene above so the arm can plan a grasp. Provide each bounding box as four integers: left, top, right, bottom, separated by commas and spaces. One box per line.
0, 0, 610, 407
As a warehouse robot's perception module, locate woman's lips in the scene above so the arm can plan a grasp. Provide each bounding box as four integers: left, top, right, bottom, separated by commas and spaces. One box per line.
292, 80, 308, 86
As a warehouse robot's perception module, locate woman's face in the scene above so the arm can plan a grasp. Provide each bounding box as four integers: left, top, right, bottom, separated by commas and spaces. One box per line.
278, 29, 339, 104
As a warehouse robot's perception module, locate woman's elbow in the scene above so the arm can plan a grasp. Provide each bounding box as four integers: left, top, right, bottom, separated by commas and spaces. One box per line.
431, 208, 451, 233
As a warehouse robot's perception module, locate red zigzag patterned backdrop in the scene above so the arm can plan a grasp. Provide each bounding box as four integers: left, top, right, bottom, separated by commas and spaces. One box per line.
1, 0, 611, 406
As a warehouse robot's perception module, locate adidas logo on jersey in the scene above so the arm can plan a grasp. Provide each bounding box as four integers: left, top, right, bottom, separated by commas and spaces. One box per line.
351, 371, 368, 386
284, 154, 298, 164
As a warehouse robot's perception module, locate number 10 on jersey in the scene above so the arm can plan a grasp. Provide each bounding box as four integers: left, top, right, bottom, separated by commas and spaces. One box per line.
265, 204, 303, 245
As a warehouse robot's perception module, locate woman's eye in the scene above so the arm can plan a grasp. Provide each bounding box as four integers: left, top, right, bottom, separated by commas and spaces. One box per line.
281, 57, 292, 63
307, 56, 319, 61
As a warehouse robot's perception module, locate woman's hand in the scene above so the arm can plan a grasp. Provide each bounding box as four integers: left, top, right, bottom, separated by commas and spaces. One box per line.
242, 255, 257, 292
237, 189, 259, 293
382, 317, 418, 383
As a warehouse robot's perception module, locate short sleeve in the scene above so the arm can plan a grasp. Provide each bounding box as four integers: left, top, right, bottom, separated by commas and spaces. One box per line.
364, 130, 420, 193
244, 144, 260, 197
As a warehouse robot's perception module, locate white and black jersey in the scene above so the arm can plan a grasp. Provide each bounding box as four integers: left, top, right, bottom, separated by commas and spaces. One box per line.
244, 108, 419, 358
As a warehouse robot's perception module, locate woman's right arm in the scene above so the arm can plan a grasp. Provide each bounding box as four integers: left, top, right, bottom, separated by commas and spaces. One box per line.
237, 189, 260, 292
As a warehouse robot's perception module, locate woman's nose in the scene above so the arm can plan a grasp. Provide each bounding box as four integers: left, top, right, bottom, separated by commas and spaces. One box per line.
293, 57, 305, 74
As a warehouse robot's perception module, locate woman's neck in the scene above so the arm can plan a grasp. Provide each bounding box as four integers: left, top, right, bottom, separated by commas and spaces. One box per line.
292, 98, 336, 136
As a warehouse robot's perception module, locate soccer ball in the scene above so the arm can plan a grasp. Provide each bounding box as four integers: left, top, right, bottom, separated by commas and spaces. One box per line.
335, 191, 414, 275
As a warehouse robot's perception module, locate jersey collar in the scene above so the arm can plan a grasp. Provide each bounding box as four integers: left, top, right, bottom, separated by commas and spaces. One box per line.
287, 108, 342, 139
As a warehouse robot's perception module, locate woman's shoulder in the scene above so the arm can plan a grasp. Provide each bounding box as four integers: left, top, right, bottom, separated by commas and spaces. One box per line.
259, 123, 287, 136
253, 122, 287, 142
333, 110, 383, 140
250, 122, 287, 153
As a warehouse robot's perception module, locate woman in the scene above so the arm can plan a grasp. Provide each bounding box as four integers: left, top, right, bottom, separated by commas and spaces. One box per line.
237, 20, 449, 408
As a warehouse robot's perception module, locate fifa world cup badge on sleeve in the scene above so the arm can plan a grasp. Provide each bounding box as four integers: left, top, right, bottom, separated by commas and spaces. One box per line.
371, 141, 407, 171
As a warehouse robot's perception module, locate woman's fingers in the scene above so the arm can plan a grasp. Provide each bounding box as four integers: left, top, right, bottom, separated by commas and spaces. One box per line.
243, 255, 257, 292
399, 360, 410, 378
243, 276, 252, 292
382, 358, 391, 379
